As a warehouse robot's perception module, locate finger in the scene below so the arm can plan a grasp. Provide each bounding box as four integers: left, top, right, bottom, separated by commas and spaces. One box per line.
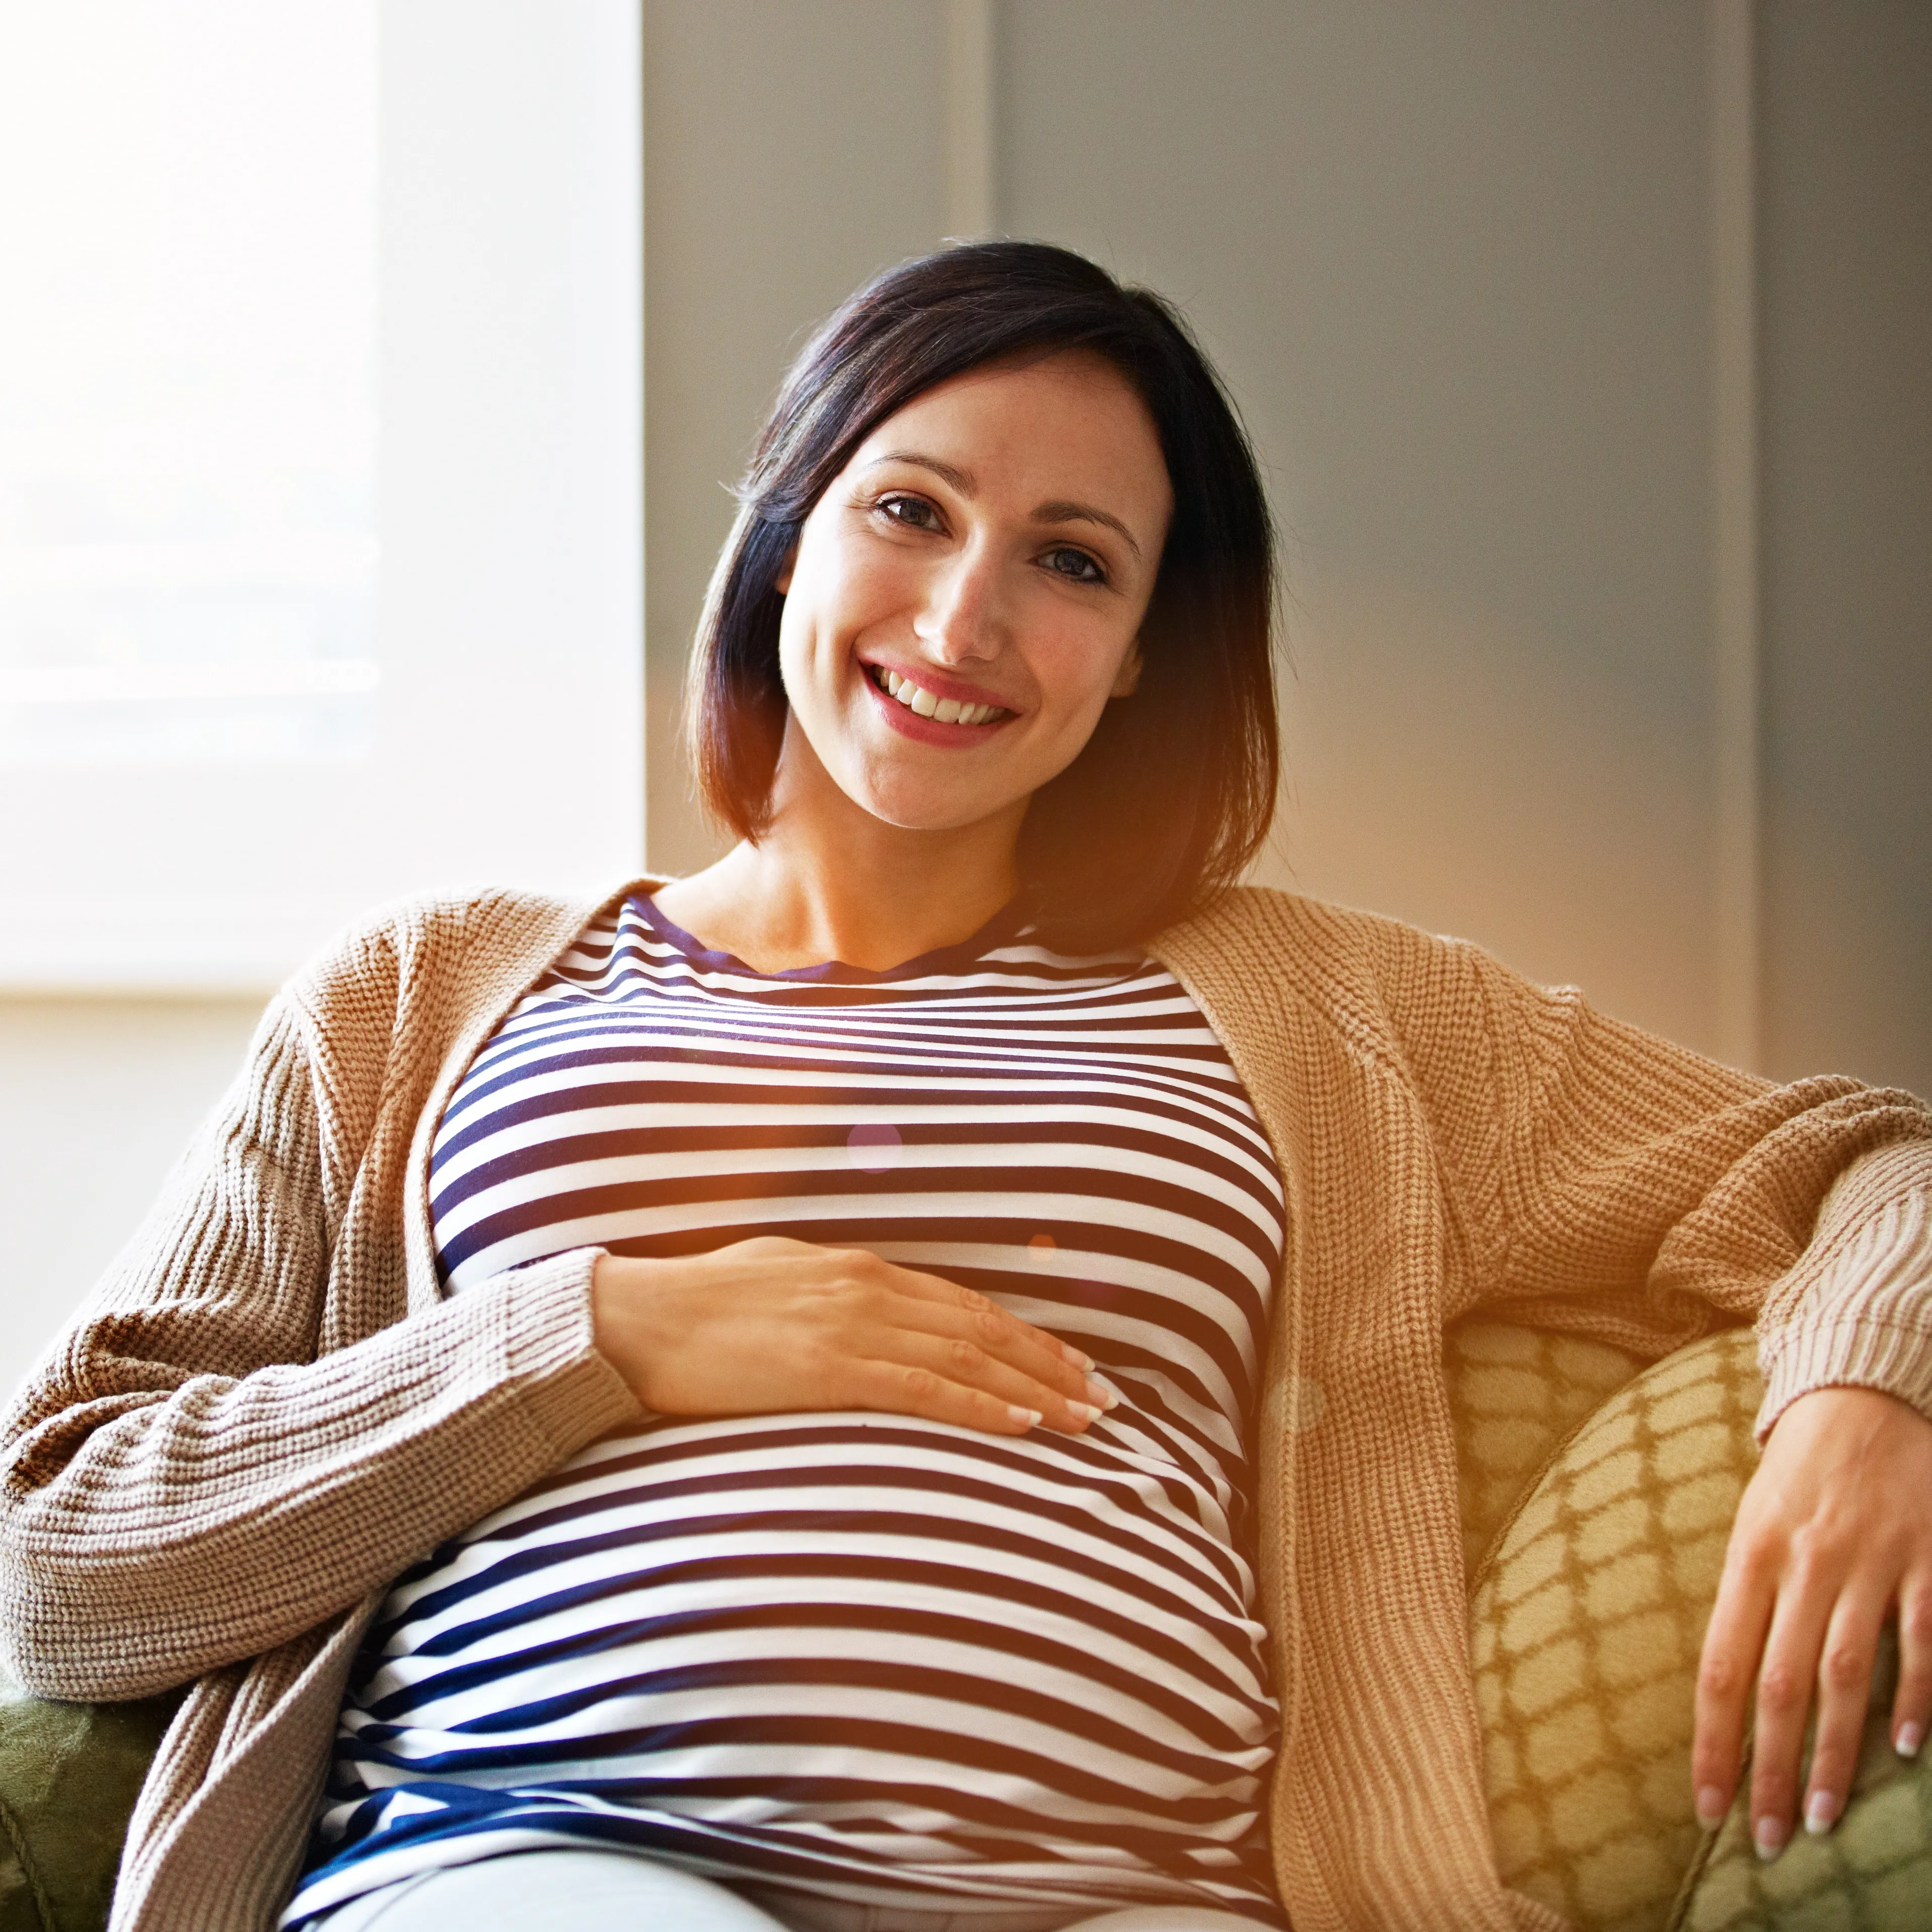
882, 1262, 1096, 1368
1748, 1579, 1835, 1861
1801, 1590, 1887, 1838
877, 1270, 1105, 1406
1894, 1579, 1932, 1761
889, 1328, 1106, 1434
839, 1353, 1049, 1437
1694, 1544, 1776, 1830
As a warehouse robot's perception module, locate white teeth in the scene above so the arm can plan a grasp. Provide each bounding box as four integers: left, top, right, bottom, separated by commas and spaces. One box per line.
872, 665, 1005, 725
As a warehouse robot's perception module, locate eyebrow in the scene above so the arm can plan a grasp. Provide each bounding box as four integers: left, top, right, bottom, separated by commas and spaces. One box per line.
865, 451, 1145, 561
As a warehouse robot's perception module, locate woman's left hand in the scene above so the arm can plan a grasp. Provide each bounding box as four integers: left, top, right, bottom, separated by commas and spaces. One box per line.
1694, 1383, 1932, 1859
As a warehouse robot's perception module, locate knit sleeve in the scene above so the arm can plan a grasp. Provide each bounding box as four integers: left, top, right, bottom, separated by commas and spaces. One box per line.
1387, 926, 1932, 1417
1754, 1139, 1932, 1433
0, 994, 640, 1703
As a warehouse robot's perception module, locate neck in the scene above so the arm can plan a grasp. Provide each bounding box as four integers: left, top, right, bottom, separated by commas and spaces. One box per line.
652, 733, 1026, 975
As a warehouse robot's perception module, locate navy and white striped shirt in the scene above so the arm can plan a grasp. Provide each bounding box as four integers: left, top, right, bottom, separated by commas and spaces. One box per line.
287, 894, 1287, 1926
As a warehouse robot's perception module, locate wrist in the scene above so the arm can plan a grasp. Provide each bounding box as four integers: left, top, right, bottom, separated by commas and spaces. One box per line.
590, 1252, 666, 1406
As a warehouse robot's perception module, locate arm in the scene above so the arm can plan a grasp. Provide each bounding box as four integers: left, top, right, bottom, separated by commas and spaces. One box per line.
1693, 1141, 1932, 1857
1392, 929, 1932, 1863
0, 996, 641, 1702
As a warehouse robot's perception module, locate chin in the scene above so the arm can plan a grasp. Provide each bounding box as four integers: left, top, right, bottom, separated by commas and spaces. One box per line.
850, 790, 1007, 835
835, 763, 1020, 835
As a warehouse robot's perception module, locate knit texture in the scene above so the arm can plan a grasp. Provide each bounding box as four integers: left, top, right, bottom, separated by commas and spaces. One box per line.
0, 881, 1927, 1932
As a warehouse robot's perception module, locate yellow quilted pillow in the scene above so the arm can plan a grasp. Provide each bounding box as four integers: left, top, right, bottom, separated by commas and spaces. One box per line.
1467, 1327, 1764, 1932
1446, 1321, 1650, 1581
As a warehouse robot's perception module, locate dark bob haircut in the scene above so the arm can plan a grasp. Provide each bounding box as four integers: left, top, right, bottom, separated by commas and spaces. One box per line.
685, 240, 1278, 953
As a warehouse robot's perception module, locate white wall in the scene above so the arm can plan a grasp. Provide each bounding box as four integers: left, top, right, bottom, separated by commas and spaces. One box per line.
0, 997, 263, 1385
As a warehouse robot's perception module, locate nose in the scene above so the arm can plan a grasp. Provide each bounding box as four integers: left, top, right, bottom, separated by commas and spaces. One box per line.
912, 541, 1003, 666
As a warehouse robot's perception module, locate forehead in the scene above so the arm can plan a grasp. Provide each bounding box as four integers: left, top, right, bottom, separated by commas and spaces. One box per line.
850, 351, 1171, 506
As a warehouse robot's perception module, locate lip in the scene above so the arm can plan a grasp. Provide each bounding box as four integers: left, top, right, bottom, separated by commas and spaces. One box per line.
858, 656, 1016, 714
858, 659, 1018, 745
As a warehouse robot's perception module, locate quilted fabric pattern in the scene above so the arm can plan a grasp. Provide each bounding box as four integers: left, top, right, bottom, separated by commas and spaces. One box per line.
1672, 1626, 1932, 1931
1446, 1321, 1649, 1581
1470, 1327, 1764, 1932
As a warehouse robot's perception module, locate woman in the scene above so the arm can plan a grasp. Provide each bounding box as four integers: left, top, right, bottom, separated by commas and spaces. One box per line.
3, 243, 1930, 1932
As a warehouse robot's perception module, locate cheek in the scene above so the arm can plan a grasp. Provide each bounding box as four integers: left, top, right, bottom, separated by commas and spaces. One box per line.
1026, 623, 1140, 733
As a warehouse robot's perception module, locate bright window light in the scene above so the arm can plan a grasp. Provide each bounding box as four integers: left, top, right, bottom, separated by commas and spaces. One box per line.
0, 1, 379, 767
0, 1, 643, 991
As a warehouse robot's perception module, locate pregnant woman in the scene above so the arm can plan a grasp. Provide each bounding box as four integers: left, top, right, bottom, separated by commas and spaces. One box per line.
4, 243, 1930, 1932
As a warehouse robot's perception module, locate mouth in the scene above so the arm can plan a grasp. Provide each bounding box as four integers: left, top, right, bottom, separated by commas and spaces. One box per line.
865, 662, 1014, 729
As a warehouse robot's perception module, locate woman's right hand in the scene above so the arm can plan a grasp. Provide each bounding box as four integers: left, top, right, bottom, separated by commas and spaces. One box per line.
590, 1237, 1113, 1435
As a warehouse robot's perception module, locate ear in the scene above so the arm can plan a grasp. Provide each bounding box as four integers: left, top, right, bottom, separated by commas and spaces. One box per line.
1110, 641, 1143, 699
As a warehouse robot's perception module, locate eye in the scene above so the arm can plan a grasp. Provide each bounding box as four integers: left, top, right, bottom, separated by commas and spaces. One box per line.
873, 492, 943, 532
1041, 545, 1107, 587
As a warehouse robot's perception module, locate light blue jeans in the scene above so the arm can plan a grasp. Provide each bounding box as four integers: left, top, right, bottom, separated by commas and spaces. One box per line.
310, 1848, 1279, 1932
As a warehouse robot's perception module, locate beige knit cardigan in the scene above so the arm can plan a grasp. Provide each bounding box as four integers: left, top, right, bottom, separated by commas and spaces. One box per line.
3, 882, 1930, 1932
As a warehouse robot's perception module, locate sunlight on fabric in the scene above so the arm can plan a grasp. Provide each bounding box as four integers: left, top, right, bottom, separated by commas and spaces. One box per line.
0, 0, 379, 769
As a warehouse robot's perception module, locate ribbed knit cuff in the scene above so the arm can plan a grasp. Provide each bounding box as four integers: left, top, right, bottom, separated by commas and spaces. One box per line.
491, 1247, 646, 1461
1755, 1144, 1932, 1438
1758, 1314, 1932, 1440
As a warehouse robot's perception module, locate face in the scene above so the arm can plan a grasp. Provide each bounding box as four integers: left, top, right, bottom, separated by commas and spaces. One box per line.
772, 349, 1174, 837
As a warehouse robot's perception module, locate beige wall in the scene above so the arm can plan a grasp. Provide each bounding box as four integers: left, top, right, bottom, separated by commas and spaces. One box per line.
642, 1, 947, 874
1758, 1, 1931, 1091
5, 1, 1926, 1399
1000, 1, 1719, 1053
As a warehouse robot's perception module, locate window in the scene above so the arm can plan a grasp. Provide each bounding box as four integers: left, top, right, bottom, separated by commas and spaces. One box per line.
0, 0, 643, 990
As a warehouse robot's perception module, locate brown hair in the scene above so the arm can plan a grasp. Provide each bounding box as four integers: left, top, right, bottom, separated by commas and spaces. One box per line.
685, 240, 1278, 952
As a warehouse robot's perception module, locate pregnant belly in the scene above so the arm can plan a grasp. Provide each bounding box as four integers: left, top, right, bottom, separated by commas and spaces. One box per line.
334, 1411, 1276, 1876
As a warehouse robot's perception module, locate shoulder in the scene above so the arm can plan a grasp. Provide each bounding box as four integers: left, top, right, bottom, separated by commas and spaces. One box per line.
1152, 883, 1500, 1014
281, 876, 656, 1049
1150, 884, 1659, 1112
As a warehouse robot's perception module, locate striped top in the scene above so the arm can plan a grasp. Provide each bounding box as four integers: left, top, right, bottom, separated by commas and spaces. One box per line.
286, 893, 1288, 1927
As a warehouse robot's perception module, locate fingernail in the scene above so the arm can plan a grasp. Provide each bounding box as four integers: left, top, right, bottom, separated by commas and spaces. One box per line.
1897, 1721, 1923, 1759
1753, 1816, 1787, 1862
1066, 1400, 1102, 1425
1085, 1375, 1117, 1410
1008, 1406, 1042, 1429
1804, 1791, 1837, 1836
1062, 1342, 1094, 1372
1695, 1786, 1728, 1830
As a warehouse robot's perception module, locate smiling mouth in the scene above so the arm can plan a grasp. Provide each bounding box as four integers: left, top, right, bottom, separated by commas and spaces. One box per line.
868, 664, 1012, 727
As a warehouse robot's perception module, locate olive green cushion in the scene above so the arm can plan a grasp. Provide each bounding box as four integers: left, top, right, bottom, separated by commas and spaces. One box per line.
1466, 1324, 1931, 1932
1670, 1626, 1932, 1931
0, 1675, 180, 1932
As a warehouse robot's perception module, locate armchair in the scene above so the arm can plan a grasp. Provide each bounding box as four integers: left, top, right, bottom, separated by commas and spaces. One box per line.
1, 1325, 1924, 1931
